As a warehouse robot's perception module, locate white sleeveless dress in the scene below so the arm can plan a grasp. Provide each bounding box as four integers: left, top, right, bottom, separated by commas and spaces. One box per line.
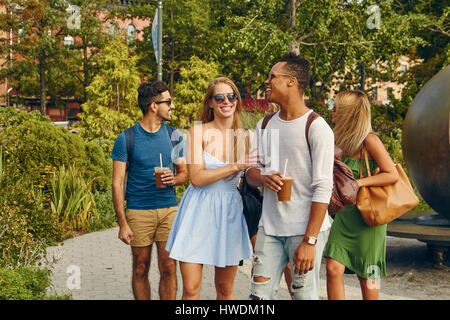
165, 151, 252, 267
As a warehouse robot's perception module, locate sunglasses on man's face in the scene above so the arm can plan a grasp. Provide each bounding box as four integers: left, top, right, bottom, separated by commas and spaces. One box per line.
213, 93, 238, 104
268, 72, 293, 81
155, 99, 172, 107
155, 98, 172, 106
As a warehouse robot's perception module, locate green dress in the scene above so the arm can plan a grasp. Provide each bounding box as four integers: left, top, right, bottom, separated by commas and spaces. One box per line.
323, 156, 387, 279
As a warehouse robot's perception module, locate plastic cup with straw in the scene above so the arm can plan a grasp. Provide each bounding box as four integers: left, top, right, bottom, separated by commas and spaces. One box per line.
283, 159, 288, 177
278, 159, 293, 201
154, 153, 168, 188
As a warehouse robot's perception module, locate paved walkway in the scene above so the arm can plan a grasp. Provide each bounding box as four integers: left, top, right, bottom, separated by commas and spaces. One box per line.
45, 227, 413, 300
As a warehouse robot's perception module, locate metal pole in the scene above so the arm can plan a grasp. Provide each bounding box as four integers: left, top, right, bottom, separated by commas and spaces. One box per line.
157, 0, 163, 81
7, 8, 13, 108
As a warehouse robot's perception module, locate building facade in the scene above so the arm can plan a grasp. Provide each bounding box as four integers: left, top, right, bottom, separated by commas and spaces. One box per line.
0, 2, 150, 121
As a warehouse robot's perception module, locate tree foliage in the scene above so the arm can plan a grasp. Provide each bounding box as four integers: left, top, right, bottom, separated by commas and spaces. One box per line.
172, 56, 221, 129
79, 36, 141, 149
58, 0, 113, 102
0, 0, 71, 113
0, 107, 111, 192
210, 0, 428, 99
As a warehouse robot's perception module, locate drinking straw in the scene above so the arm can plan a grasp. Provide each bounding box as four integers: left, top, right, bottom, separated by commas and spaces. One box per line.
283, 159, 288, 177
160, 153, 163, 168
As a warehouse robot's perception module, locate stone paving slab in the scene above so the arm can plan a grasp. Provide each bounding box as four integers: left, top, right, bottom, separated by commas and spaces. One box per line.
44, 227, 412, 300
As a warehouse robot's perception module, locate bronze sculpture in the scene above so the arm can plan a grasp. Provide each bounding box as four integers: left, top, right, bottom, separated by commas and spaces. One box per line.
402, 65, 449, 218
393, 65, 450, 268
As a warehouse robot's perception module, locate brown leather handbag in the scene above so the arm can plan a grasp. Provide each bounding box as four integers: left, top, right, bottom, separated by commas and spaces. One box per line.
305, 112, 359, 215
356, 146, 419, 227
329, 146, 359, 214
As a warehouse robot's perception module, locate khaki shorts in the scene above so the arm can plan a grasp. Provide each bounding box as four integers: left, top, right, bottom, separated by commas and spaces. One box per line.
126, 206, 178, 247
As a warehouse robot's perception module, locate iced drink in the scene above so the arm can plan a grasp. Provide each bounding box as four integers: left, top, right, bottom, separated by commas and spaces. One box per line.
154, 167, 169, 188
277, 177, 293, 201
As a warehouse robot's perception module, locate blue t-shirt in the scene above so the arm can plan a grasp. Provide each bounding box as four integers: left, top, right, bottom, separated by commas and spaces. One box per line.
111, 122, 185, 210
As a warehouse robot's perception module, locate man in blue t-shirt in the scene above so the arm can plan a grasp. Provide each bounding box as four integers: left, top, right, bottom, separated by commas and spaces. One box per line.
111, 81, 187, 300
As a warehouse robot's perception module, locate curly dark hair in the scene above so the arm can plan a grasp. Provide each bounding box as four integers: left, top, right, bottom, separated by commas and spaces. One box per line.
279, 52, 311, 91
137, 81, 168, 115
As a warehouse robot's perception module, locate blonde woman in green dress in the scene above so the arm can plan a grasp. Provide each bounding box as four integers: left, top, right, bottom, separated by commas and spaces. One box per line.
323, 90, 399, 300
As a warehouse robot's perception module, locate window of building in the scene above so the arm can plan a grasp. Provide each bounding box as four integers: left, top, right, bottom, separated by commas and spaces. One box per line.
108, 23, 117, 36
400, 63, 407, 74
371, 85, 378, 100
64, 36, 74, 46
127, 24, 136, 43
387, 86, 394, 98
18, 28, 25, 43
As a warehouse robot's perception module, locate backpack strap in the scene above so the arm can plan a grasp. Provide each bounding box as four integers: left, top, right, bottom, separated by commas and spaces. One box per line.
123, 124, 136, 198
124, 125, 136, 168
256, 112, 277, 169
261, 112, 276, 130
305, 111, 320, 159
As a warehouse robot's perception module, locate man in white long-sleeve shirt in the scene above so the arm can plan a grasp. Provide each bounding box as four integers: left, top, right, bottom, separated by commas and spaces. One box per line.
247, 53, 334, 300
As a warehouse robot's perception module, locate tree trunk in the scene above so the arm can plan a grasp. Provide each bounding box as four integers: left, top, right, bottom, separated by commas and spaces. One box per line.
309, 76, 319, 101
359, 64, 366, 91
286, 0, 300, 54
39, 58, 47, 116
117, 83, 120, 111
83, 35, 89, 103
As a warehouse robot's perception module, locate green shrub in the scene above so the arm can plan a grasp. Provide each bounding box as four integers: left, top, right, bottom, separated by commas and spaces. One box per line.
0, 267, 71, 300
0, 107, 50, 126
49, 165, 97, 232
0, 108, 112, 193
309, 100, 333, 126
0, 267, 49, 300
87, 187, 117, 232
0, 181, 62, 268
241, 110, 265, 130
175, 183, 190, 203
0, 147, 3, 183
93, 138, 116, 160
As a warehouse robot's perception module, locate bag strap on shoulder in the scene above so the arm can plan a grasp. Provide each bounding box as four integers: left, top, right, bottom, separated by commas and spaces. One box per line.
359, 145, 372, 178
124, 125, 136, 168
261, 112, 276, 130
255, 112, 276, 169
305, 111, 320, 159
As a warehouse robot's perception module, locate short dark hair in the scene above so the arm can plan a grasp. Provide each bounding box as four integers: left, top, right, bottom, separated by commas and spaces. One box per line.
137, 81, 168, 115
279, 52, 311, 91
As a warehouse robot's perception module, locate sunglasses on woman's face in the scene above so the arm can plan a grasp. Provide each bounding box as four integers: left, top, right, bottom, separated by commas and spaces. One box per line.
213, 93, 238, 104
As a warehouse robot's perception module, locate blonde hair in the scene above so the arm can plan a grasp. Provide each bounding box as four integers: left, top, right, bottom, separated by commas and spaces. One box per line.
200, 77, 248, 164
266, 102, 280, 114
333, 90, 373, 157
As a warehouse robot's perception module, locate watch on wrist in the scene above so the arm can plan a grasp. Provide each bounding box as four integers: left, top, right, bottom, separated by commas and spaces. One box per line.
304, 236, 318, 245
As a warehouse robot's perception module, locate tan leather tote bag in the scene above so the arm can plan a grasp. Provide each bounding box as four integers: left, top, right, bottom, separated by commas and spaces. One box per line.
357, 146, 419, 227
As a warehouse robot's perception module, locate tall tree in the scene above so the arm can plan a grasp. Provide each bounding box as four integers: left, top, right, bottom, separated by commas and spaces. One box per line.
212, 0, 426, 100
172, 55, 220, 129
62, 0, 111, 103
79, 35, 141, 148
0, 0, 69, 115
128, 0, 214, 94
393, 0, 449, 96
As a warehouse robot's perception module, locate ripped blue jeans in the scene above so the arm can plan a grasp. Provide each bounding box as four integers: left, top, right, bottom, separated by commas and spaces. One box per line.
250, 227, 329, 300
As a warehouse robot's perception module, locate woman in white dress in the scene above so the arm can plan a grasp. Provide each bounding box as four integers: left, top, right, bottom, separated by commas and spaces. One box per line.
166, 77, 256, 300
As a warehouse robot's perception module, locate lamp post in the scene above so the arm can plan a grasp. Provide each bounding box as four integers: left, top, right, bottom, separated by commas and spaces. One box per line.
157, 0, 163, 81
6, 88, 13, 108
